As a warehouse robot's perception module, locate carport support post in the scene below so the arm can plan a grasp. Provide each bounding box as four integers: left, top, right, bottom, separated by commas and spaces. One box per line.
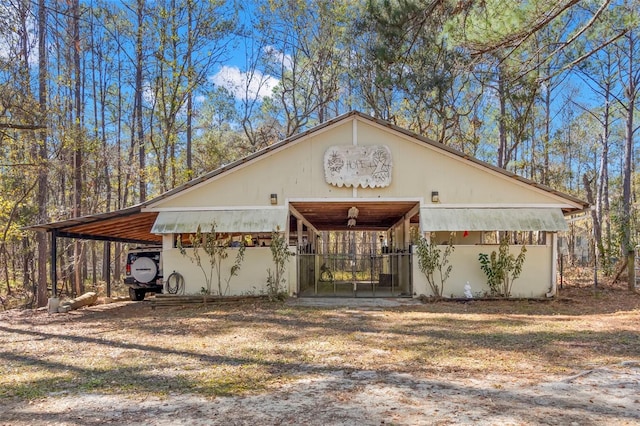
105, 242, 111, 298
47, 229, 60, 314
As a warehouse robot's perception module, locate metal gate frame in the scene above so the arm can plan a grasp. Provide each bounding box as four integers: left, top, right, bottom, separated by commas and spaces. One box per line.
297, 251, 412, 297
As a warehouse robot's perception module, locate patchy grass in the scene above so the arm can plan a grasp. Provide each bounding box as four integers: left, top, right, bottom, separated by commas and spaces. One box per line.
0, 275, 639, 405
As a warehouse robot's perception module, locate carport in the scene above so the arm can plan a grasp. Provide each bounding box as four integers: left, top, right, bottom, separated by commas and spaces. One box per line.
26, 205, 160, 297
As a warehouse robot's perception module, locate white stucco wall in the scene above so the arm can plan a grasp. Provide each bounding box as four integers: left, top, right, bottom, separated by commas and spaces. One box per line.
412, 244, 553, 298
163, 247, 297, 296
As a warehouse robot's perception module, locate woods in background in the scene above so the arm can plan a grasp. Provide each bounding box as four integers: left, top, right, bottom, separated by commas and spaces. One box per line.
0, 0, 638, 307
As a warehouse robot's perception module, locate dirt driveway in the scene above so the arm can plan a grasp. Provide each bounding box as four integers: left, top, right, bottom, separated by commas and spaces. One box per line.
1, 283, 639, 425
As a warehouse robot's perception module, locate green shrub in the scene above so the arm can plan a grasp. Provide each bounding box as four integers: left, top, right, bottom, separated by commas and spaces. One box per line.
478, 238, 526, 297
415, 233, 454, 299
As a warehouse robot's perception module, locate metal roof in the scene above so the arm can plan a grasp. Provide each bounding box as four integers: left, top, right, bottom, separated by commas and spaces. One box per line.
151, 208, 289, 234
420, 208, 568, 232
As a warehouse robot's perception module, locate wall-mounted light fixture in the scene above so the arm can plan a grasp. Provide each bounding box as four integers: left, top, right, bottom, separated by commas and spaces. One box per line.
431, 191, 440, 203
270, 193, 278, 205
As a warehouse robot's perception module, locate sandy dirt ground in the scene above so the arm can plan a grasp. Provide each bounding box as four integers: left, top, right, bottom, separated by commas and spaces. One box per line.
1, 288, 640, 425
4, 362, 639, 425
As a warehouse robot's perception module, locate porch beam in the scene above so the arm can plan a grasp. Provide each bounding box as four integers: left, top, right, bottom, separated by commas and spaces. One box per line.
288, 205, 320, 235
406, 203, 420, 219
55, 231, 155, 245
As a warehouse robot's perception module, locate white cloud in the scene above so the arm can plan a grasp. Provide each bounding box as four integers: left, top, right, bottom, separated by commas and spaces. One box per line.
142, 81, 155, 105
211, 65, 279, 101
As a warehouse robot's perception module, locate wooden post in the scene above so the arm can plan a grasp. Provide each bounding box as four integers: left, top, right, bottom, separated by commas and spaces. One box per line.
559, 254, 563, 290
51, 229, 57, 296
48, 229, 59, 314
105, 241, 111, 297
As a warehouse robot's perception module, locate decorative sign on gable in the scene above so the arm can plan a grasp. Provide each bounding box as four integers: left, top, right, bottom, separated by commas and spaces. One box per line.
324, 145, 392, 188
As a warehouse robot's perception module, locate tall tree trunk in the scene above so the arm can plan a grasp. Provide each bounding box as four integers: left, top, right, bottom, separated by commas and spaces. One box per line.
622, 92, 636, 290
135, 0, 146, 202
542, 76, 551, 186
621, 30, 637, 290
583, 173, 601, 272
602, 112, 612, 259
36, 0, 49, 307
497, 65, 508, 169
598, 80, 612, 272
101, 62, 112, 284
115, 48, 123, 284
185, 0, 194, 179
72, 0, 83, 296
595, 134, 607, 266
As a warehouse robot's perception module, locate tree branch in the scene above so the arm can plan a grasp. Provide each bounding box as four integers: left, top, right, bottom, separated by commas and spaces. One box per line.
469, 0, 582, 57
0, 122, 47, 130
538, 29, 628, 83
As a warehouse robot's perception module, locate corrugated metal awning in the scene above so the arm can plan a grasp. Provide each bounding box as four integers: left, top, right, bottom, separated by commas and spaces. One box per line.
420, 208, 568, 232
151, 208, 289, 234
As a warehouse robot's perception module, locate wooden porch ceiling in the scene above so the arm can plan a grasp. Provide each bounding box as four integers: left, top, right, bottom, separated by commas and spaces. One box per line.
57, 212, 161, 244
289, 201, 420, 231
28, 209, 161, 245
